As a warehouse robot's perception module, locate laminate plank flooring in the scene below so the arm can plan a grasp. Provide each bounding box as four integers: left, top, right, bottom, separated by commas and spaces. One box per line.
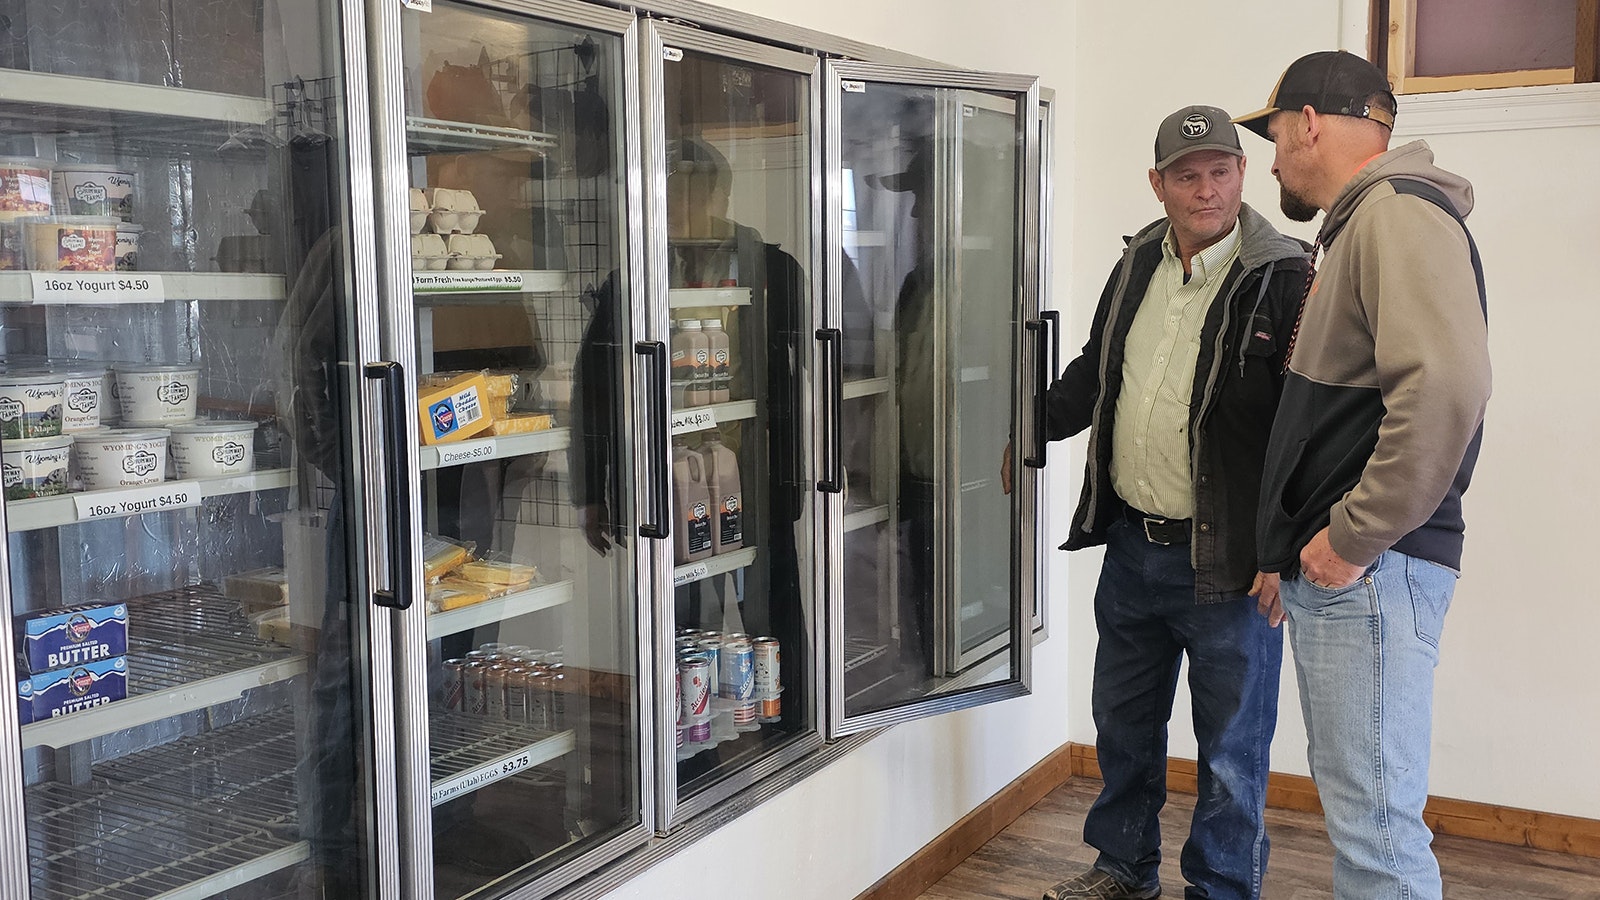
918, 778, 1600, 899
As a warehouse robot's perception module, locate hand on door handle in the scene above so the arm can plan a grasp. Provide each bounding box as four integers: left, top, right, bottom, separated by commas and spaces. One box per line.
1001, 439, 1013, 495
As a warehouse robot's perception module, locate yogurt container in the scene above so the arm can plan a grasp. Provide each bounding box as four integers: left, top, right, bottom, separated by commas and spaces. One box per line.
100, 369, 120, 425
0, 372, 66, 438
72, 428, 169, 489
54, 368, 106, 432
25, 215, 119, 271
168, 420, 257, 478
52, 165, 135, 221
0, 157, 52, 219
114, 224, 143, 271
2, 434, 73, 500
115, 364, 199, 425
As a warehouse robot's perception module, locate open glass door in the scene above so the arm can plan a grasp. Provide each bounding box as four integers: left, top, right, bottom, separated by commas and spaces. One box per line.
823, 62, 1041, 736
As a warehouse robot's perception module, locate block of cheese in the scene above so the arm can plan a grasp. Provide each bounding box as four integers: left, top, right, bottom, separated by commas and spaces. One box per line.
254, 611, 291, 644
419, 371, 495, 444
422, 535, 473, 582
458, 560, 537, 587
486, 412, 554, 436
426, 580, 491, 612
223, 567, 289, 613
482, 371, 518, 414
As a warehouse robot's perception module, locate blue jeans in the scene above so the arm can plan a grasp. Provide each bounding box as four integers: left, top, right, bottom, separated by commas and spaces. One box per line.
1085, 519, 1283, 900
1282, 550, 1455, 900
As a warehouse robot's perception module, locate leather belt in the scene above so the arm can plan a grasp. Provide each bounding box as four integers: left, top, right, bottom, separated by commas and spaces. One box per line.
1124, 506, 1192, 546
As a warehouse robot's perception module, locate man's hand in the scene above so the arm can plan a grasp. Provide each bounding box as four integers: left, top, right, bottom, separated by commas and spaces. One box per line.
1000, 440, 1013, 495
1299, 526, 1364, 589
1249, 571, 1284, 627
579, 504, 611, 556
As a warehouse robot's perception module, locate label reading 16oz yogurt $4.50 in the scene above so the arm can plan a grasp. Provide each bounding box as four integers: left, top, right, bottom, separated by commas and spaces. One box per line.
31, 272, 163, 304
74, 481, 201, 521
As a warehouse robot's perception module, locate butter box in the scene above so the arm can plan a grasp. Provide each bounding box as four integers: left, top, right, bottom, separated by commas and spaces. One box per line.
418, 372, 494, 445
19, 656, 128, 722
16, 602, 128, 675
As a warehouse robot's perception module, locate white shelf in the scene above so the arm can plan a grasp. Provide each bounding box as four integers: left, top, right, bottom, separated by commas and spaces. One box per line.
419, 427, 570, 471
0, 271, 287, 304
430, 720, 577, 806
412, 270, 569, 295
844, 504, 890, 533
426, 580, 575, 640
843, 377, 891, 400
5, 469, 293, 533
673, 546, 759, 588
406, 116, 559, 155
668, 287, 752, 309
0, 69, 273, 124
670, 399, 756, 436
844, 230, 888, 248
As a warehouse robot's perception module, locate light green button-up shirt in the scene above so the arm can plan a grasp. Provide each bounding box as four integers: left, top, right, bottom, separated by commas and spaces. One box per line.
1110, 221, 1241, 519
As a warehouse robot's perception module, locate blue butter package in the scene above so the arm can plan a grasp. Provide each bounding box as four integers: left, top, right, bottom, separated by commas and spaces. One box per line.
17, 602, 129, 675
20, 656, 128, 722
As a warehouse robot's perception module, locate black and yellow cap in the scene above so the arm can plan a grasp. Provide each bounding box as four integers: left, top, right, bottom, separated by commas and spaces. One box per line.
1234, 50, 1396, 140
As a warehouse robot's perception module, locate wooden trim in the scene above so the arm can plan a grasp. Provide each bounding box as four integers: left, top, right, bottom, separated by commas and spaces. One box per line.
1068, 743, 1600, 860
855, 743, 1075, 900
1579, 0, 1600, 83
1402, 67, 1577, 94
1369, 0, 1390, 72
1387, 0, 1418, 93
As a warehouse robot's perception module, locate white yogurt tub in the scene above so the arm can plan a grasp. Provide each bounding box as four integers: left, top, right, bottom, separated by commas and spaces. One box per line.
115, 364, 199, 425
72, 427, 169, 489
0, 372, 66, 439
114, 224, 142, 271
100, 369, 120, 425
25, 215, 119, 271
2, 434, 73, 500
52, 165, 136, 221
168, 420, 257, 478
54, 368, 106, 432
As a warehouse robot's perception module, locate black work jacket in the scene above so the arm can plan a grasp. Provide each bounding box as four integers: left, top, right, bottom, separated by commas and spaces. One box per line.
1047, 204, 1310, 602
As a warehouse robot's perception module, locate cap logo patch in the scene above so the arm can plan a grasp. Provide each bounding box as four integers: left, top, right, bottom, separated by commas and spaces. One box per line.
1182, 114, 1211, 139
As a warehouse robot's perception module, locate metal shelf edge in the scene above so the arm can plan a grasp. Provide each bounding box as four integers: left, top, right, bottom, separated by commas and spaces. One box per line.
0, 272, 287, 304
429, 730, 578, 807
0, 69, 274, 123
671, 546, 759, 588
426, 580, 577, 639
418, 427, 572, 471
5, 469, 295, 533
842, 377, 890, 400
150, 841, 311, 900
843, 504, 890, 533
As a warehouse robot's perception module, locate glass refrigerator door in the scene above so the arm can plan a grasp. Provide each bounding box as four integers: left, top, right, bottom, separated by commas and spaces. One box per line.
824, 63, 1041, 735
0, 1, 390, 897
641, 22, 821, 830
379, 1, 651, 896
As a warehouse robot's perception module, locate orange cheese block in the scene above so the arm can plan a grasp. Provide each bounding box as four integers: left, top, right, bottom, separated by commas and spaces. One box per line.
419, 372, 495, 445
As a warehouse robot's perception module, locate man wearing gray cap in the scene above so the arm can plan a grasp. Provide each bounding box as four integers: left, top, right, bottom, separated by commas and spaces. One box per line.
1017, 106, 1309, 900
1235, 51, 1490, 900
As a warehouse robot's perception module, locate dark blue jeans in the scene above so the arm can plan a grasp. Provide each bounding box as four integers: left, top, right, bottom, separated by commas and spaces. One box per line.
1085, 518, 1283, 900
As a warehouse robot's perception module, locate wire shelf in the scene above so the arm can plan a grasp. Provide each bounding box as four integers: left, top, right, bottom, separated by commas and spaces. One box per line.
26, 713, 306, 900
843, 637, 890, 673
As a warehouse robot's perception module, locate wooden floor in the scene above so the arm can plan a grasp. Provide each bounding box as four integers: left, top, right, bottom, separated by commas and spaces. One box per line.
918, 778, 1600, 899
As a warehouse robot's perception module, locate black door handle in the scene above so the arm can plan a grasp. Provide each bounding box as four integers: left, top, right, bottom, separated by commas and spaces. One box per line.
636, 341, 670, 539
816, 328, 843, 493
1023, 319, 1049, 469
365, 361, 413, 610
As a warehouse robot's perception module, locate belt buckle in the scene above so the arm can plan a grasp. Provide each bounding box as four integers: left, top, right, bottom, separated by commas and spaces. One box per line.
1142, 517, 1172, 546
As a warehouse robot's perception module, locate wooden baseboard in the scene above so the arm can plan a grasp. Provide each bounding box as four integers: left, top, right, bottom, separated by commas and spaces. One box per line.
855, 742, 1076, 900
1070, 742, 1600, 859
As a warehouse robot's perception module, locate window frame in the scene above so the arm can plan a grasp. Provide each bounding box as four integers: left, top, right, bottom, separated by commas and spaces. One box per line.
1373, 0, 1600, 94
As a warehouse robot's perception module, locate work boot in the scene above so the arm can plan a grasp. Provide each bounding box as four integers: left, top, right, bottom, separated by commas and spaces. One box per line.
1042, 866, 1161, 899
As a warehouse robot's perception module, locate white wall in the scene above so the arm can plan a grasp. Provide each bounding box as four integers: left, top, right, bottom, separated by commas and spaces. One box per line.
1069, 1, 1600, 820
599, 3, 1082, 899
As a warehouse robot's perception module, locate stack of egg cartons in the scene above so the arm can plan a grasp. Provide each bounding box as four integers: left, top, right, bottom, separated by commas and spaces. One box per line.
409, 188, 500, 271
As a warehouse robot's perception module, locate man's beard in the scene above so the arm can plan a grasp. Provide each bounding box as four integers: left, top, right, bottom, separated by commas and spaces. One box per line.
1280, 183, 1319, 222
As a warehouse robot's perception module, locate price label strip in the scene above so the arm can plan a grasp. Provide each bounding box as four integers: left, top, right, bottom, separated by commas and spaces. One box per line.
31, 273, 164, 304
74, 481, 202, 522
436, 438, 498, 467
431, 748, 536, 806
673, 562, 710, 587
670, 407, 717, 436
412, 271, 524, 294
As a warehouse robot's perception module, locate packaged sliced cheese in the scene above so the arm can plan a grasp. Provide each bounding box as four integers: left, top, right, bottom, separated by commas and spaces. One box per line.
482, 371, 519, 414
419, 371, 495, 444
421, 534, 474, 581
223, 566, 290, 613
486, 412, 554, 436
459, 560, 537, 586
426, 580, 491, 612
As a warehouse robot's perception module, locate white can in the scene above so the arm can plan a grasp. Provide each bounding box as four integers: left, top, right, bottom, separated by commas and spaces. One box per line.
115, 364, 199, 425
72, 428, 170, 489
168, 420, 257, 478
0, 372, 66, 439
55, 369, 106, 432
2, 434, 73, 500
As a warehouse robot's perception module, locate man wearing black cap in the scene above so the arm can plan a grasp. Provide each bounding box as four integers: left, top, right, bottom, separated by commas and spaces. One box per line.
1020, 106, 1309, 900
1234, 52, 1490, 900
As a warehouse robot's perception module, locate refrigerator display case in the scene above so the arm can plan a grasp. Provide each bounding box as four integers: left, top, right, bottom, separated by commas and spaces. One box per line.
370, 0, 655, 897
639, 19, 823, 833
0, 1, 391, 898
823, 62, 1042, 735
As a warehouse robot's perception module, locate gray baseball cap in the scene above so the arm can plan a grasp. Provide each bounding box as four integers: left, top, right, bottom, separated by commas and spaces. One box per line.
1153, 105, 1243, 170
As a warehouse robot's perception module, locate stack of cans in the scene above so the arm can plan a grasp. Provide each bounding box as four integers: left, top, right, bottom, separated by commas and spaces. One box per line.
440, 642, 568, 731
719, 633, 758, 732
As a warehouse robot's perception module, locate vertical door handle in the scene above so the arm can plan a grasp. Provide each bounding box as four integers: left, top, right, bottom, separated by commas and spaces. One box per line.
1042, 309, 1061, 381
816, 328, 843, 493
1023, 318, 1050, 469
365, 361, 414, 610
636, 341, 670, 539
